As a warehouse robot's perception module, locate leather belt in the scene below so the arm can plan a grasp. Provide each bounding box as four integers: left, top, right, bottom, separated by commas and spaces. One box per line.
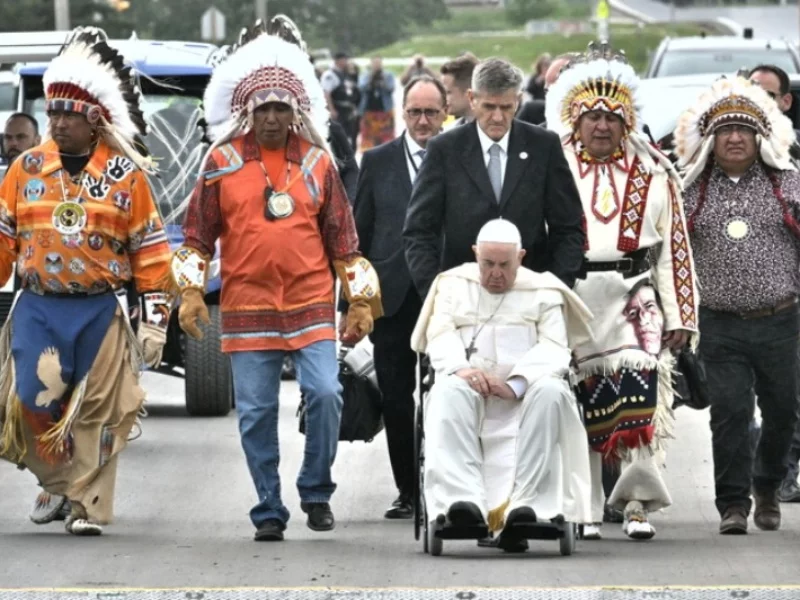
583, 249, 652, 279
28, 286, 122, 298
738, 296, 799, 320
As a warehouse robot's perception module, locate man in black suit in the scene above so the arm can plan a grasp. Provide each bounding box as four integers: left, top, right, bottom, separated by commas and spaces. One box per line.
516, 53, 580, 127
328, 119, 359, 203
515, 99, 545, 126
350, 75, 449, 518
403, 58, 585, 302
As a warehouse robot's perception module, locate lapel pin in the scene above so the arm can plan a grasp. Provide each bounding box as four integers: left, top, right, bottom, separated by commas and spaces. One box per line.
520, 151, 529, 159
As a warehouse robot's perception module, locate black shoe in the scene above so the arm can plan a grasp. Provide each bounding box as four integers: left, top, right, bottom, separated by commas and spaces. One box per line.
300, 502, 335, 532
496, 507, 536, 553
384, 494, 413, 519
778, 480, 800, 503
753, 489, 781, 531
719, 506, 748, 535
254, 519, 285, 541
445, 501, 485, 527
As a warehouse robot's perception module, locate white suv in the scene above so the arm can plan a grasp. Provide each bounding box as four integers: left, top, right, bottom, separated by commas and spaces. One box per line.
645, 35, 800, 79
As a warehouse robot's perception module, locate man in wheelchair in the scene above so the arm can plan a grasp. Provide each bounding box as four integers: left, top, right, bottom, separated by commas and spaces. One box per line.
410, 219, 594, 553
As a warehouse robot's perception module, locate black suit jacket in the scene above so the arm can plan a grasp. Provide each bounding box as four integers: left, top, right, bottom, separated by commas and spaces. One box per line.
328, 119, 359, 202
351, 137, 416, 317
516, 100, 546, 126
403, 120, 585, 300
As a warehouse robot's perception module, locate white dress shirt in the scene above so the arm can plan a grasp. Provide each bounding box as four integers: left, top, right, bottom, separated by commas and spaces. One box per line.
476, 124, 510, 190
404, 130, 426, 183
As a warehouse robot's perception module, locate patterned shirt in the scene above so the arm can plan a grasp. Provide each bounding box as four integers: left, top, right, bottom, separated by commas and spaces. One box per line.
684, 162, 800, 313
183, 131, 358, 353
0, 140, 171, 295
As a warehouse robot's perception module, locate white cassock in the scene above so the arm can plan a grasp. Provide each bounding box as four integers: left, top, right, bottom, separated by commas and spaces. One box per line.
410, 263, 595, 533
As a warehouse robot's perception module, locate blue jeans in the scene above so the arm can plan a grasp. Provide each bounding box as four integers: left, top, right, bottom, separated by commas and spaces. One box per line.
230, 340, 343, 528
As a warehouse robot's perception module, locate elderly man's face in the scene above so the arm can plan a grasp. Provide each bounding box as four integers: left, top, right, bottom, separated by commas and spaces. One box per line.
253, 101, 294, 150
713, 123, 758, 174
404, 81, 447, 147
473, 241, 525, 294
578, 110, 625, 159
3, 116, 39, 163
469, 88, 520, 142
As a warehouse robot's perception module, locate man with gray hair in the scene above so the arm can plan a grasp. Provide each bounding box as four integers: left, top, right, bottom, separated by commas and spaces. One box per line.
404, 58, 585, 302
410, 218, 593, 553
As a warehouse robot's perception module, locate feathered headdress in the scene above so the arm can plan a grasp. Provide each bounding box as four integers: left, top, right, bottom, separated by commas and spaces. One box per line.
43, 26, 151, 170
674, 76, 796, 186
202, 16, 329, 152
545, 41, 640, 140
545, 41, 680, 187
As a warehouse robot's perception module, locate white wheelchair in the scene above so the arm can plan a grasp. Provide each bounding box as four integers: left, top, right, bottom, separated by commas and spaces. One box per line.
412, 355, 579, 557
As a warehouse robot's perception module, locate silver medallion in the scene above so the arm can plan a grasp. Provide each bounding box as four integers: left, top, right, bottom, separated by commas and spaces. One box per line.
725, 217, 750, 241
267, 192, 295, 220
52, 201, 88, 236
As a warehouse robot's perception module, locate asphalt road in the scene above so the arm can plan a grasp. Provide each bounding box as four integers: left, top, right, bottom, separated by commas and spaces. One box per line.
2, 368, 800, 590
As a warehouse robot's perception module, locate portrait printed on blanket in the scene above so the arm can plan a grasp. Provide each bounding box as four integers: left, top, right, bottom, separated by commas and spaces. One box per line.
578, 279, 667, 459
622, 279, 664, 357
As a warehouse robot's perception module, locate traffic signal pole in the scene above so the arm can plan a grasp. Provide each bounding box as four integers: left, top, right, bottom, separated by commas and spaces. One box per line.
55, 0, 70, 30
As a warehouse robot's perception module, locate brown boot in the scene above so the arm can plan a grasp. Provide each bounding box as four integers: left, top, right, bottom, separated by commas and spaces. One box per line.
719, 506, 748, 535
753, 489, 781, 531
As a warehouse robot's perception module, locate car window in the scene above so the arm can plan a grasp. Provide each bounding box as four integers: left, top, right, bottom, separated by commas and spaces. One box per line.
638, 83, 712, 142
656, 50, 799, 77
0, 81, 15, 110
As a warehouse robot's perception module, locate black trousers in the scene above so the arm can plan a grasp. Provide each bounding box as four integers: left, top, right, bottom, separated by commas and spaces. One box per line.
699, 305, 800, 515
334, 112, 359, 153
785, 416, 800, 484
371, 287, 422, 498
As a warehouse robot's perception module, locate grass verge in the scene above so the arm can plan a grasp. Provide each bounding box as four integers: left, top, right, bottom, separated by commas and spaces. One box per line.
371, 23, 717, 74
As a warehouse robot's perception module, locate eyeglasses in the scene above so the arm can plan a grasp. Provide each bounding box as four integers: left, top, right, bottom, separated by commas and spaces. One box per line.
715, 123, 755, 136
405, 108, 442, 119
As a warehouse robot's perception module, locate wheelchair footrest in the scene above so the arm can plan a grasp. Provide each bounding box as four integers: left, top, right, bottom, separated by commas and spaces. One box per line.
434, 523, 490, 540
507, 522, 565, 541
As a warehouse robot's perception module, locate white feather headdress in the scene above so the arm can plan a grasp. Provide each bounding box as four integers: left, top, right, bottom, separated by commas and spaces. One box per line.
545, 42, 641, 140
545, 42, 680, 187
202, 16, 328, 150
674, 76, 796, 186
43, 27, 151, 170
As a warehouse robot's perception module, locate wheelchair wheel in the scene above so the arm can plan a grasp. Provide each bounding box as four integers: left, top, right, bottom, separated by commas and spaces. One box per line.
560, 522, 576, 556
413, 402, 424, 542
429, 520, 443, 556
423, 513, 430, 554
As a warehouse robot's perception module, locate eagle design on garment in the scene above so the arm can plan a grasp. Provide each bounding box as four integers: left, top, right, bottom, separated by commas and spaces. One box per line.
34, 347, 67, 408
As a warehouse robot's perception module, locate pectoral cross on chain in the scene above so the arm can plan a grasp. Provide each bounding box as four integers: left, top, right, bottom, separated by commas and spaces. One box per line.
465, 341, 477, 361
